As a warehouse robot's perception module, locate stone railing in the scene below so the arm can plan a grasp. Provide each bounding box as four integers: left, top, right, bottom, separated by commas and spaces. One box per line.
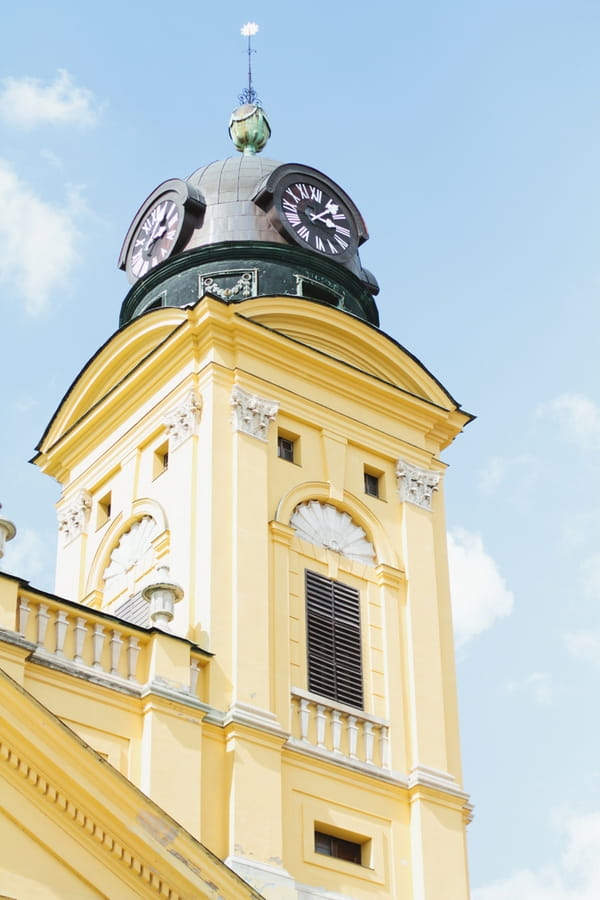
290, 687, 390, 770
11, 591, 206, 701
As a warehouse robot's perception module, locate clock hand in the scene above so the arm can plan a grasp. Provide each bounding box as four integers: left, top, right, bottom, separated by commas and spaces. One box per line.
308, 211, 336, 229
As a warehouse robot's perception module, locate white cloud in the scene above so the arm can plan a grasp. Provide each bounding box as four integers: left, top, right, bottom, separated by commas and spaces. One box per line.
565, 630, 600, 666
473, 811, 600, 900
0, 69, 101, 129
538, 393, 600, 450
447, 528, 514, 648
506, 671, 553, 705
0, 159, 81, 315
1, 526, 52, 586
478, 454, 538, 494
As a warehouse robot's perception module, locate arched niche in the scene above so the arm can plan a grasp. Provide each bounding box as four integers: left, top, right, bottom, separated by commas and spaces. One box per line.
85, 498, 169, 604
275, 481, 399, 570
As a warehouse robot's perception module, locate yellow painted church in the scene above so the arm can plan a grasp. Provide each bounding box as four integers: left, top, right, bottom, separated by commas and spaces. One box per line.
0, 97, 473, 899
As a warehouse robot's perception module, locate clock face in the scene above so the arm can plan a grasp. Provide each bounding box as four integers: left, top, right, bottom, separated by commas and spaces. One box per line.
276, 180, 357, 258
128, 199, 181, 280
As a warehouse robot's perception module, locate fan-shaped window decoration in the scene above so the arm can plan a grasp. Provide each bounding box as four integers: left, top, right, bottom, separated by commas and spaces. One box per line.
290, 501, 375, 566
102, 516, 158, 604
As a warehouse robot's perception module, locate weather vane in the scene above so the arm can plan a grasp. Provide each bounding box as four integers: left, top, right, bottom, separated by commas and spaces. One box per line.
238, 22, 261, 107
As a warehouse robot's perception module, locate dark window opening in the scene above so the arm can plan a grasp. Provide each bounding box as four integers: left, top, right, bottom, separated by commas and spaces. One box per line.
278, 435, 295, 462
295, 275, 343, 308
315, 831, 362, 865
305, 570, 363, 709
97, 492, 112, 528
364, 471, 379, 497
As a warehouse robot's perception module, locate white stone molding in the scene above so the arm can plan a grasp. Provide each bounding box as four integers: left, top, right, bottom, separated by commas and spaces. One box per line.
230, 385, 278, 441
164, 390, 202, 449
102, 516, 158, 599
57, 490, 92, 543
395, 459, 440, 511
290, 500, 376, 565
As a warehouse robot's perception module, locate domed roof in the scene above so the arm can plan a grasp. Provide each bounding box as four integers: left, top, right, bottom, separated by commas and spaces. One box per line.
183, 155, 287, 250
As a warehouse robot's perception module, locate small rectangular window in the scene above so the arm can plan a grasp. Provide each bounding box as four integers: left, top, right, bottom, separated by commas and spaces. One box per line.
278, 435, 295, 461
97, 492, 112, 528
153, 441, 169, 479
315, 831, 362, 865
364, 471, 379, 497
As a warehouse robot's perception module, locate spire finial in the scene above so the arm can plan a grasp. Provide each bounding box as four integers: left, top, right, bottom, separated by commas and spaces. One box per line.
229, 21, 271, 155
239, 22, 261, 107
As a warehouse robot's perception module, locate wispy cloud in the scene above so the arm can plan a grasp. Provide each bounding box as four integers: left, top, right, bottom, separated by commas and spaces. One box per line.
537, 393, 600, 451
478, 453, 539, 494
506, 672, 553, 705
0, 159, 82, 315
580, 553, 600, 602
565, 630, 600, 666
473, 810, 600, 899
447, 528, 514, 648
0, 70, 102, 129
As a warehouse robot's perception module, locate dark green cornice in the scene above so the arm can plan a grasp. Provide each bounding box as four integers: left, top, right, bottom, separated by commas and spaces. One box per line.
119, 241, 379, 327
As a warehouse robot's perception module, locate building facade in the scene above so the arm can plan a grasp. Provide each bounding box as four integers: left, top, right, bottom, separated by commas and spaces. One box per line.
0, 103, 473, 899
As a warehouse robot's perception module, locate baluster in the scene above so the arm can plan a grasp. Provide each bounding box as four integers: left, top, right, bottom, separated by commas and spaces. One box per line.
347, 715, 358, 759
110, 630, 123, 675
74, 617, 87, 664
190, 659, 200, 696
363, 720, 374, 764
379, 725, 390, 769
127, 636, 140, 681
55, 610, 68, 657
315, 704, 326, 748
299, 698, 310, 741
36, 604, 49, 646
18, 598, 30, 636
331, 709, 343, 754
92, 624, 105, 669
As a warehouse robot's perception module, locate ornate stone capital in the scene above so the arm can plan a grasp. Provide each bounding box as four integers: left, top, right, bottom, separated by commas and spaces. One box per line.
396, 459, 440, 511
57, 490, 92, 543
231, 386, 278, 441
164, 391, 202, 449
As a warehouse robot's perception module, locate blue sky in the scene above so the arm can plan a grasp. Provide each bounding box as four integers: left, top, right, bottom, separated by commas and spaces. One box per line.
2, 2, 600, 896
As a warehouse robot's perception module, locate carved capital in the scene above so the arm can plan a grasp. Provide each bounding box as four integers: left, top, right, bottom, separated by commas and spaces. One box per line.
395, 459, 440, 511
57, 490, 92, 543
231, 386, 278, 441
164, 391, 202, 449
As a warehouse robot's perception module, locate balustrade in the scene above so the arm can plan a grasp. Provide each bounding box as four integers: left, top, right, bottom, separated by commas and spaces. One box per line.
14, 593, 205, 699
290, 687, 390, 770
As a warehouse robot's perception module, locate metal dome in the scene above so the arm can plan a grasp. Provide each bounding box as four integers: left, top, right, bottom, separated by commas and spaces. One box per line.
183, 156, 287, 250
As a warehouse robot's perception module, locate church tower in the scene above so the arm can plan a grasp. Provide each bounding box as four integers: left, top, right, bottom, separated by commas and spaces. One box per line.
1, 40, 472, 900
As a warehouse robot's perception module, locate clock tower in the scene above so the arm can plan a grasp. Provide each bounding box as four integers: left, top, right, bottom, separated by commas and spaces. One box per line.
1, 64, 473, 900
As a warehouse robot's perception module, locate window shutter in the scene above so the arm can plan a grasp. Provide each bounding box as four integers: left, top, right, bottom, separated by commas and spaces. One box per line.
305, 570, 363, 709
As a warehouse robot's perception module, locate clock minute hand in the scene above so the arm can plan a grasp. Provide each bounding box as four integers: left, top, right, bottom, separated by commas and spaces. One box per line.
308, 210, 336, 228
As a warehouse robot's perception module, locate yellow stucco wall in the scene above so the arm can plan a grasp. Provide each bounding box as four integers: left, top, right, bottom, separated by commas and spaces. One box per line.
1, 293, 473, 899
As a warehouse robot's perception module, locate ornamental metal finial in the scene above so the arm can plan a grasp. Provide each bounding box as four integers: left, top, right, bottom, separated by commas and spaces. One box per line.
239, 22, 261, 106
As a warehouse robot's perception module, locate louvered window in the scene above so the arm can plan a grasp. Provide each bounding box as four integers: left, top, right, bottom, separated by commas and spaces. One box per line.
305, 570, 363, 709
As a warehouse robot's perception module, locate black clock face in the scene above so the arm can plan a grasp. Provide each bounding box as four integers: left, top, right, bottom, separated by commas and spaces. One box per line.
277, 180, 357, 258
128, 199, 180, 279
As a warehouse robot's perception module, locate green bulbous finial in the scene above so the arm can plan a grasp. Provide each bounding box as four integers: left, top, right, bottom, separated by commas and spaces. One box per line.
229, 104, 271, 155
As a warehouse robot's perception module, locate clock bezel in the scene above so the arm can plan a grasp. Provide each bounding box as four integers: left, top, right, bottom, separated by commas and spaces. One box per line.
254, 163, 369, 263
119, 178, 205, 284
